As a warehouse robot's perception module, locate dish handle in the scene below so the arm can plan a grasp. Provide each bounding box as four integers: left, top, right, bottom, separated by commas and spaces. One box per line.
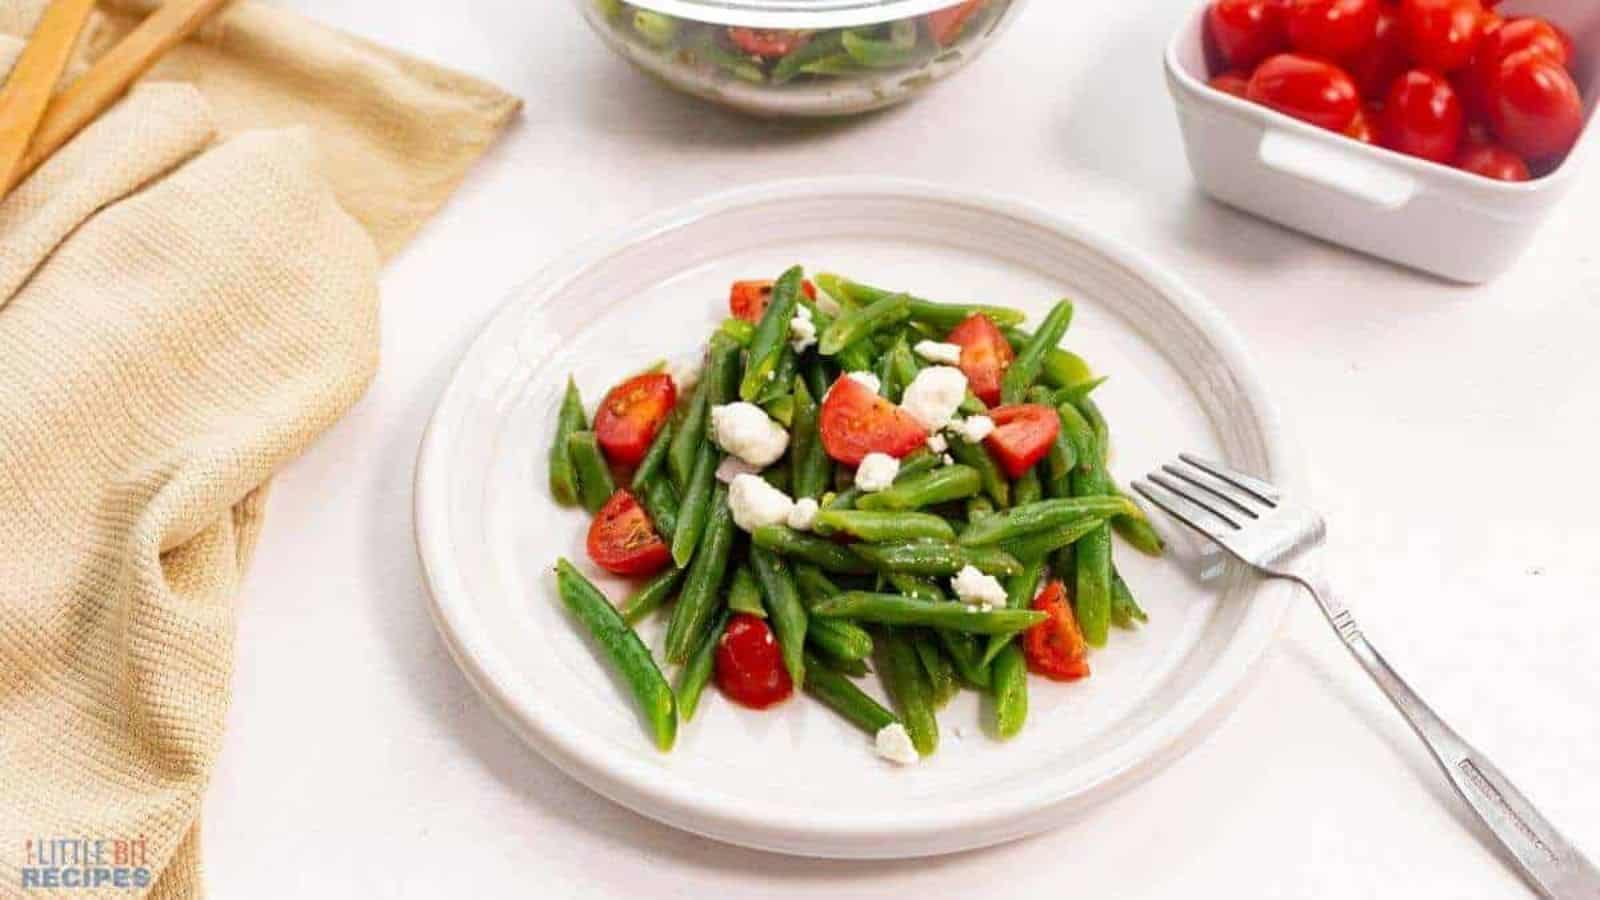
1257, 129, 1418, 210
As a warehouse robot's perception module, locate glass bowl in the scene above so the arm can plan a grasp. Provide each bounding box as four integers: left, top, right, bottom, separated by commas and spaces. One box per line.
576, 0, 1028, 117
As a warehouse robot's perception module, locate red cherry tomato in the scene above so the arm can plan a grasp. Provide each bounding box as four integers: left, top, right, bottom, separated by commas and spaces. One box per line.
594, 373, 676, 466
1400, 0, 1485, 72
1347, 8, 1408, 98
1022, 581, 1090, 682
586, 490, 671, 576
1381, 69, 1465, 162
818, 375, 928, 466
726, 28, 810, 58
1481, 17, 1571, 69
1490, 48, 1584, 160
983, 404, 1060, 478
1246, 53, 1361, 131
1345, 104, 1377, 142
1207, 0, 1288, 70
1284, 0, 1380, 60
945, 313, 1013, 407
1209, 70, 1253, 98
729, 279, 816, 323
927, 0, 986, 46
715, 614, 794, 709
1454, 140, 1530, 180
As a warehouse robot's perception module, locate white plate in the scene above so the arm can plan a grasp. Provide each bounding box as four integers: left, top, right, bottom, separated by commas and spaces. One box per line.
414, 178, 1297, 859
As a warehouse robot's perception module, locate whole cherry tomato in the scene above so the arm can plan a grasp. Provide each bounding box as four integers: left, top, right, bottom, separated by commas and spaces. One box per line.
1246, 53, 1361, 131
586, 490, 671, 576
1208, 70, 1253, 98
983, 404, 1060, 478
594, 373, 676, 466
945, 313, 1013, 407
1489, 48, 1584, 160
1454, 140, 1531, 180
1347, 8, 1408, 98
715, 614, 793, 709
1481, 17, 1571, 69
1022, 581, 1090, 682
1207, 0, 1288, 70
1381, 69, 1465, 162
818, 375, 928, 466
1400, 0, 1486, 72
1285, 0, 1380, 61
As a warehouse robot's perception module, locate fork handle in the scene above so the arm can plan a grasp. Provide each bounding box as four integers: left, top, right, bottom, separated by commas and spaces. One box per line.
1318, 592, 1600, 899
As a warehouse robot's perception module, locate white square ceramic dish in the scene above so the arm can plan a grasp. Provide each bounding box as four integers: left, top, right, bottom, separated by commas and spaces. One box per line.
1164, 0, 1600, 283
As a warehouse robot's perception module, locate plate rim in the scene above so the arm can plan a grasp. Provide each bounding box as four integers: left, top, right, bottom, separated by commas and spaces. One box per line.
413, 176, 1299, 858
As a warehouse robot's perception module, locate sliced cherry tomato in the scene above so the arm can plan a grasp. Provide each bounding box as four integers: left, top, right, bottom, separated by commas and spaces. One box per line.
983, 404, 1060, 479
927, 0, 986, 47
1380, 69, 1465, 162
1399, 0, 1486, 72
1489, 48, 1584, 160
715, 614, 794, 709
1246, 53, 1361, 132
1207, 0, 1289, 70
729, 279, 817, 323
727, 27, 810, 59
1345, 103, 1378, 142
586, 489, 671, 576
1347, 8, 1408, 98
818, 375, 928, 466
1209, 69, 1253, 98
1454, 140, 1530, 180
594, 372, 676, 466
945, 313, 1013, 407
1284, 0, 1379, 61
1023, 581, 1090, 682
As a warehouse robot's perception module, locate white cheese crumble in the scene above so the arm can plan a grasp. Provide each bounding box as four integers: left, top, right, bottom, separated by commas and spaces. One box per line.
875, 723, 920, 766
789, 304, 817, 353
951, 564, 1007, 608
846, 371, 882, 394
715, 456, 764, 484
941, 453, 954, 466
925, 432, 948, 454
727, 474, 796, 533
948, 414, 995, 444
710, 402, 789, 467
855, 452, 900, 492
901, 366, 967, 431
787, 497, 819, 531
914, 340, 963, 365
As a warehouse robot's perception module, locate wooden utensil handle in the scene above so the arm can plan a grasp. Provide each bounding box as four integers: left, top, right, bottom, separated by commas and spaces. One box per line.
0, 0, 98, 194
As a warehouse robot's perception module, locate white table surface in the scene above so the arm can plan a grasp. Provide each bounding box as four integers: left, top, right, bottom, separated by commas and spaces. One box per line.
206, 1, 1600, 896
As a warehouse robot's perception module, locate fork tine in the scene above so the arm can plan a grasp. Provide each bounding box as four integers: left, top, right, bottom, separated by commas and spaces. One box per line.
1177, 453, 1279, 505
1133, 478, 1239, 542
1162, 462, 1263, 519
1148, 472, 1242, 528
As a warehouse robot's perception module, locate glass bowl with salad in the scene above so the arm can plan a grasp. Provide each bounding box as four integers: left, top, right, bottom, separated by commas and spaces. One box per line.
578, 0, 1027, 117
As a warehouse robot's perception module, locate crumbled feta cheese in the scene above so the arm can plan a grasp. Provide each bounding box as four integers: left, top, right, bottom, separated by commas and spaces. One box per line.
787, 497, 819, 531
941, 453, 954, 466
715, 456, 764, 484
846, 371, 882, 394
925, 432, 948, 454
951, 564, 1007, 607
914, 340, 963, 365
727, 474, 796, 532
710, 402, 789, 467
814, 292, 841, 316
901, 366, 967, 430
875, 723, 919, 766
855, 452, 900, 492
789, 305, 817, 353
948, 414, 995, 444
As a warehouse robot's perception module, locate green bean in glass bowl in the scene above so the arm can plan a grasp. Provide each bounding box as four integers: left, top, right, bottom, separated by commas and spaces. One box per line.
576, 0, 1027, 117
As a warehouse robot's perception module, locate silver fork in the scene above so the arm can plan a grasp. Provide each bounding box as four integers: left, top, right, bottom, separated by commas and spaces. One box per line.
1134, 454, 1600, 900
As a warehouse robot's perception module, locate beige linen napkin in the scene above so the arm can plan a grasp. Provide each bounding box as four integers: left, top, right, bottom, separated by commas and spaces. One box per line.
0, 2, 519, 897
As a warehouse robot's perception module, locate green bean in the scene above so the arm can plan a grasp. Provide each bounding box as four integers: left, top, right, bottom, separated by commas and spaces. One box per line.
981, 557, 1046, 666
1069, 411, 1114, 647
1013, 466, 1043, 506
727, 563, 766, 618
1004, 326, 1095, 390
755, 345, 798, 405
827, 450, 940, 516
1112, 502, 1167, 557
762, 465, 792, 494
819, 292, 910, 356
677, 608, 730, 721
740, 266, 804, 401
939, 629, 991, 689
670, 441, 719, 567
773, 31, 844, 84
886, 573, 945, 604
835, 339, 877, 374
631, 8, 677, 47
812, 509, 955, 542
814, 592, 1045, 634
990, 643, 1028, 739
957, 495, 1138, 546
1111, 569, 1149, 629
664, 484, 735, 662
620, 566, 685, 626
809, 617, 875, 662
555, 559, 676, 750
1052, 376, 1108, 407
751, 525, 874, 574
762, 393, 795, 427
798, 53, 861, 77
819, 274, 1026, 329
790, 377, 830, 500
965, 495, 995, 521
1055, 401, 1097, 474
958, 390, 988, 417
841, 19, 919, 67
631, 419, 675, 491
812, 272, 859, 313
1001, 300, 1074, 404
793, 562, 840, 609
750, 547, 808, 687
881, 336, 919, 403
567, 431, 615, 514
1035, 388, 1077, 498
995, 516, 1102, 563
1052, 543, 1077, 585
811, 648, 871, 678
851, 540, 1022, 577
878, 628, 937, 756
802, 356, 831, 405
668, 369, 710, 487
947, 438, 1009, 507
638, 476, 680, 541
804, 651, 896, 734
913, 631, 961, 709
718, 317, 754, 346
854, 465, 981, 512
549, 377, 587, 506
872, 341, 896, 397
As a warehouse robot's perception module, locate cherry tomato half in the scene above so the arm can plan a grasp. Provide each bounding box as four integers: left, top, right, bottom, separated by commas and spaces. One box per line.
1454, 140, 1531, 180
1381, 69, 1465, 162
927, 0, 986, 47
983, 404, 1060, 479
727, 28, 810, 58
1208, 70, 1252, 98
729, 279, 817, 323
586, 490, 671, 576
1246, 53, 1361, 132
1490, 48, 1584, 160
1207, 0, 1288, 70
1023, 581, 1090, 682
945, 313, 1013, 407
1347, 7, 1408, 98
715, 614, 794, 709
1400, 0, 1486, 72
818, 375, 928, 466
594, 372, 676, 466
1285, 0, 1380, 61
